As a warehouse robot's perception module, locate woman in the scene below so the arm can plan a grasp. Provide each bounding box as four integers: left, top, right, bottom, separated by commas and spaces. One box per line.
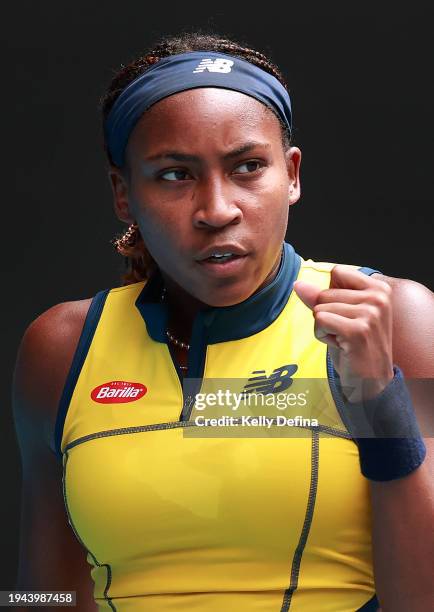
13, 32, 434, 611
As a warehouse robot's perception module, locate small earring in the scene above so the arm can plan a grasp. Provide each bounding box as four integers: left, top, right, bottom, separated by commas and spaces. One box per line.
112, 222, 139, 252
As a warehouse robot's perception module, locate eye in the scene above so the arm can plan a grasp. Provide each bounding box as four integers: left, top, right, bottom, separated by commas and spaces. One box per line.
233, 160, 263, 174
159, 169, 191, 181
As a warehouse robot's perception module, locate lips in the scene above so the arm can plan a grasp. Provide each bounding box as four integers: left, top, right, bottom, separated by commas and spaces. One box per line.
203, 253, 241, 263
196, 253, 249, 278
195, 244, 248, 262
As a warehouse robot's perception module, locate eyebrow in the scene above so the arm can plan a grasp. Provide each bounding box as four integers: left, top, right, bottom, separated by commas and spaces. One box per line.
145, 141, 271, 163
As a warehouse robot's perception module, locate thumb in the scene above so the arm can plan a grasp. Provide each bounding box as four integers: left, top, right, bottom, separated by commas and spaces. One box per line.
293, 280, 322, 310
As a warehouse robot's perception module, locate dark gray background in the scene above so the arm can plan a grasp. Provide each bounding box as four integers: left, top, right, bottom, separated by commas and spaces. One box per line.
2, 0, 433, 590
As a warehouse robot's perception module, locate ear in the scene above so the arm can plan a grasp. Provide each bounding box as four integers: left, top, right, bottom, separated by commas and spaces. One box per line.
108, 166, 135, 224
284, 147, 302, 206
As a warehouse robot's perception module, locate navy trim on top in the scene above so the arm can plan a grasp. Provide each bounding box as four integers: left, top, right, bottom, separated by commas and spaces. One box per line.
326, 348, 358, 441
205, 242, 301, 343
356, 594, 380, 611
358, 266, 382, 277
54, 289, 110, 459
135, 241, 301, 345
133, 272, 168, 343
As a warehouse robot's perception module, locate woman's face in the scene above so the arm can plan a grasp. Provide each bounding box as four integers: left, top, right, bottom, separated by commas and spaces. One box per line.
110, 87, 301, 307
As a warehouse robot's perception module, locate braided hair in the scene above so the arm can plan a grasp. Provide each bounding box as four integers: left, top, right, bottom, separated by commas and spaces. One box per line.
101, 32, 292, 285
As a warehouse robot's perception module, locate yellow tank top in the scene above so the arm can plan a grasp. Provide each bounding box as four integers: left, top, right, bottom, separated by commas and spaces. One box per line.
56, 242, 380, 611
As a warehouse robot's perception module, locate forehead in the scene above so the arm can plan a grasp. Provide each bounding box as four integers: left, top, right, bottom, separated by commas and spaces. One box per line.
127, 88, 282, 155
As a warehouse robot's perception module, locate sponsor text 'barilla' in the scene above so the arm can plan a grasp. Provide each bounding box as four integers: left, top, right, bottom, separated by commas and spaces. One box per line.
91, 381, 147, 404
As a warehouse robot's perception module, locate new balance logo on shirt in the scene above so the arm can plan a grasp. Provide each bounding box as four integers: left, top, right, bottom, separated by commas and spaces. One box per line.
242, 364, 299, 395
193, 58, 234, 74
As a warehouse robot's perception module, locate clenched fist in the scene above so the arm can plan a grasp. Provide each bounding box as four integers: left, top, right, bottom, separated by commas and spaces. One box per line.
294, 265, 395, 402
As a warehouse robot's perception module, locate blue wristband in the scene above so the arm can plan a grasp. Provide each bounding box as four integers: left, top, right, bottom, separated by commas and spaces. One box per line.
337, 366, 426, 481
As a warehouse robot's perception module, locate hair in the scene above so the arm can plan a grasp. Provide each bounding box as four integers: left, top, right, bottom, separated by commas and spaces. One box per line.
100, 32, 293, 285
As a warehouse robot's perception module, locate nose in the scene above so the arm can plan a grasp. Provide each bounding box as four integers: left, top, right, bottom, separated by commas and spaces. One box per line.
192, 176, 243, 230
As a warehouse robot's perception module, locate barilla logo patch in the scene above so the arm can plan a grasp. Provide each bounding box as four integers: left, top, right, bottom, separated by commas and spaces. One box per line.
91, 381, 147, 404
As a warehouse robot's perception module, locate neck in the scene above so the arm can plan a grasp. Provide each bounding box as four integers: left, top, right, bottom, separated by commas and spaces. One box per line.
161, 245, 284, 344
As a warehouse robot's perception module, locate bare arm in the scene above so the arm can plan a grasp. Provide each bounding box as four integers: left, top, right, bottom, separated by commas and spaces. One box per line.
369, 276, 434, 611
294, 270, 434, 610
13, 299, 98, 611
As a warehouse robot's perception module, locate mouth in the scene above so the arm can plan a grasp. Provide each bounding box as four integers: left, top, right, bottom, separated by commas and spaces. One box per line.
200, 253, 242, 264
196, 252, 249, 276
196, 243, 249, 261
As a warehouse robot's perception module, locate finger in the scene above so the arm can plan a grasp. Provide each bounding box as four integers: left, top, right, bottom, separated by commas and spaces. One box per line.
293, 280, 322, 310
330, 265, 375, 290
312, 319, 343, 350
316, 288, 367, 305
313, 302, 368, 319
315, 332, 341, 349
313, 310, 357, 343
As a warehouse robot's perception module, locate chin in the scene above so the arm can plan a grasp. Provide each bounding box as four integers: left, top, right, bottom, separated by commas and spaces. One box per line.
200, 282, 257, 308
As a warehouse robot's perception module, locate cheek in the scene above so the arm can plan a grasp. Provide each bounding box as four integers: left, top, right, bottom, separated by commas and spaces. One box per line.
269, 175, 291, 218
246, 179, 290, 224
130, 179, 188, 226
132, 198, 187, 257
251, 183, 290, 246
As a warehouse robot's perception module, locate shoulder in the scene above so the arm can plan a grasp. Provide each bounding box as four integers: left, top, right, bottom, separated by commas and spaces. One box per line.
13, 299, 109, 598
13, 298, 93, 455
17, 298, 93, 374
372, 273, 434, 376
372, 273, 434, 316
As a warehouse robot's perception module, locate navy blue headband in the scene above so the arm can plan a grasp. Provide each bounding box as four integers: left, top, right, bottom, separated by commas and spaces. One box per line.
104, 50, 292, 167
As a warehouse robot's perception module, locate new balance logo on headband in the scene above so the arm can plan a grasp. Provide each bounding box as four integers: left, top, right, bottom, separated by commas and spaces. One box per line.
193, 58, 234, 74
